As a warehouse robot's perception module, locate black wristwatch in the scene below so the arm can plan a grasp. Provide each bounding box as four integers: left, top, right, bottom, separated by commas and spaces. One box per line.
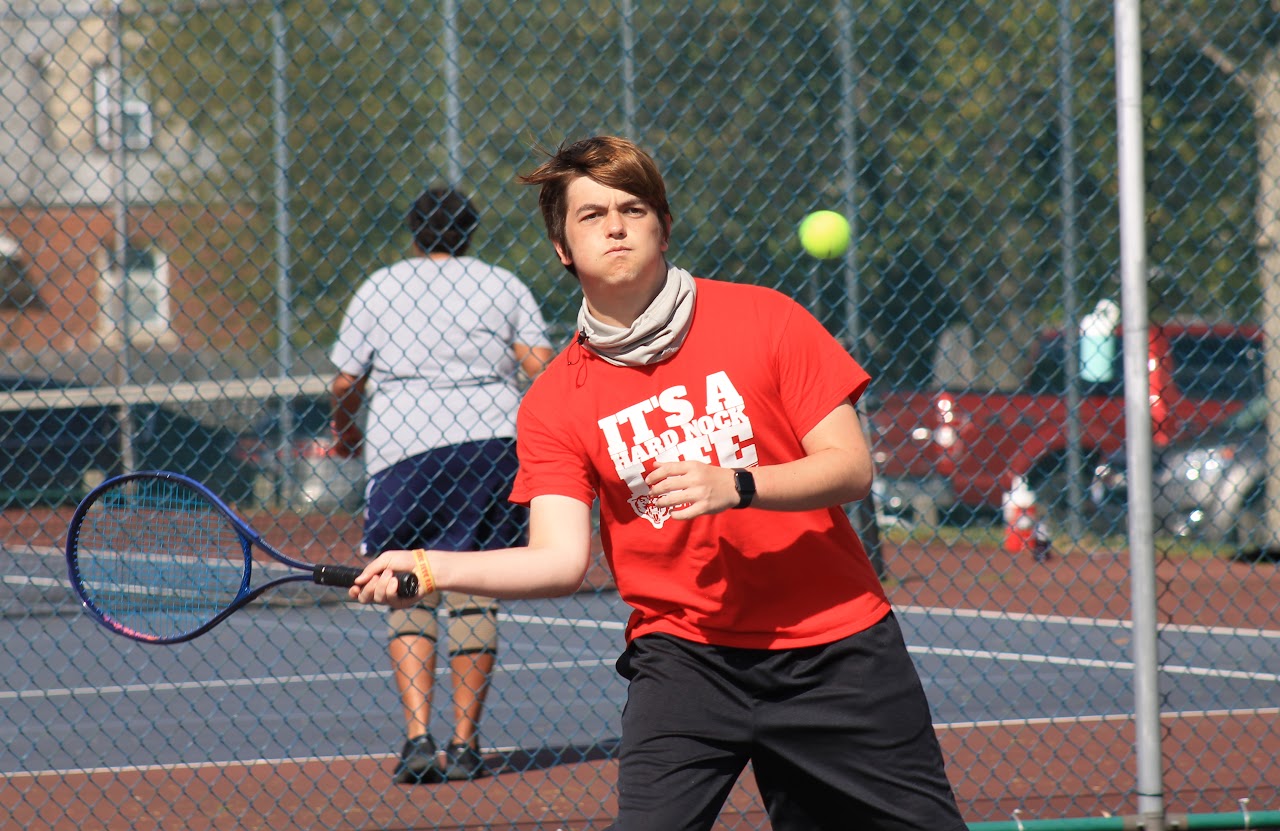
733, 469, 756, 509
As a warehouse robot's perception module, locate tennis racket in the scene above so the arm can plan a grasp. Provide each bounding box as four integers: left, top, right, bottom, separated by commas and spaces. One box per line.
65, 470, 418, 644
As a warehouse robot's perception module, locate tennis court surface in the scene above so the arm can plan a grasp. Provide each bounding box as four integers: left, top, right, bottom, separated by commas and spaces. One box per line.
2, 506, 1277, 830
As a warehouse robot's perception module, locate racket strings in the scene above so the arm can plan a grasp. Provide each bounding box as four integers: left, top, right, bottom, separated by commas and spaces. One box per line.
72, 478, 249, 641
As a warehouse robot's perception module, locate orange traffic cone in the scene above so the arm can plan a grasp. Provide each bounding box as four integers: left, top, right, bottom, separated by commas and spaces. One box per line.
1002, 476, 1036, 554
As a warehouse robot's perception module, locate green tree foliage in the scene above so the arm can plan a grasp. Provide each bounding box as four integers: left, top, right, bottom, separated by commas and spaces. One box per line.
126, 0, 1263, 384
1143, 0, 1274, 319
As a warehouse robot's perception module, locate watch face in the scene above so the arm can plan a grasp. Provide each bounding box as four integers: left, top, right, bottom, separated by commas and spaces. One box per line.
734, 469, 755, 507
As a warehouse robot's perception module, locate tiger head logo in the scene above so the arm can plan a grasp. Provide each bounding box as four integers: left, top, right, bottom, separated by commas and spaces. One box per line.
629, 492, 674, 529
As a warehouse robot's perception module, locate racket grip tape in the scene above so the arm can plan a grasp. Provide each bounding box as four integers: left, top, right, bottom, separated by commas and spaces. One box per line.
313, 565, 419, 598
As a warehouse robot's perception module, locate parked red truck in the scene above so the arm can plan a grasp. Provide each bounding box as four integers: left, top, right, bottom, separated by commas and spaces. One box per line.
868, 320, 1264, 527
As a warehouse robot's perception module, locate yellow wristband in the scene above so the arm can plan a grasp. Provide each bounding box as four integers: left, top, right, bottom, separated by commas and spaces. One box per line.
411, 549, 436, 597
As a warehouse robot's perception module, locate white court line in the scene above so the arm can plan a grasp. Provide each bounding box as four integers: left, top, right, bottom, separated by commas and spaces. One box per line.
0, 656, 618, 703
5, 544, 63, 557
3, 574, 66, 590
9, 545, 1277, 641
4, 752, 397, 781
4, 608, 1277, 780
9, 706, 1278, 782
502, 612, 625, 631
898, 603, 1280, 640
9, 549, 1277, 764
7, 609, 1277, 704
937, 705, 1280, 731
906, 644, 1280, 684
12, 561, 1276, 642
509, 610, 1280, 683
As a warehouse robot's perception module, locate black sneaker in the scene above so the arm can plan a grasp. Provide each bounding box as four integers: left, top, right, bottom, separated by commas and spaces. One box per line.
393, 734, 442, 784
440, 742, 487, 781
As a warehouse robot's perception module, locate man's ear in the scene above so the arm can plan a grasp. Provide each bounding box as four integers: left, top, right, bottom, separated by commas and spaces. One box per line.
554, 241, 573, 267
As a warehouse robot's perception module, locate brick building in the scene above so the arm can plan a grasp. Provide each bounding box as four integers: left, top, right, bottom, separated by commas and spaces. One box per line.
1, 0, 276, 384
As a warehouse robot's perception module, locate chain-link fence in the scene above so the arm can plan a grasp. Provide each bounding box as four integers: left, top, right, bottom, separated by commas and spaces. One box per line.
2, 0, 1278, 828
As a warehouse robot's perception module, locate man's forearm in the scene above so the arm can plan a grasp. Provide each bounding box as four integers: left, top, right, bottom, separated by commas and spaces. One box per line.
748, 447, 873, 512
427, 544, 591, 599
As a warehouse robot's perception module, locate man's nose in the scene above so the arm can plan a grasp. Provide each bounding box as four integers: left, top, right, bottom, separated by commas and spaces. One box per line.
606, 209, 626, 236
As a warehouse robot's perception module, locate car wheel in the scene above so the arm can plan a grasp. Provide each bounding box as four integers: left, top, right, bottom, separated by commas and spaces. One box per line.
1232, 485, 1268, 555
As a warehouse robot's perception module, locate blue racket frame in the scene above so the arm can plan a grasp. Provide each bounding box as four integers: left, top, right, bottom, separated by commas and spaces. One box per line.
65, 470, 416, 644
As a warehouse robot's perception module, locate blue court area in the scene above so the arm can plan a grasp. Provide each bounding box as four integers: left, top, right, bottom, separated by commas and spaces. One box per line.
2, 541, 1278, 777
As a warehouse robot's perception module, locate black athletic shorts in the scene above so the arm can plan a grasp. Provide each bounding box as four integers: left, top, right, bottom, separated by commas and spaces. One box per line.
609, 612, 967, 831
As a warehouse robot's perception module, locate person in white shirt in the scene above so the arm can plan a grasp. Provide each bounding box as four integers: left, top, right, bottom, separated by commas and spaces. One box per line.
330, 186, 553, 783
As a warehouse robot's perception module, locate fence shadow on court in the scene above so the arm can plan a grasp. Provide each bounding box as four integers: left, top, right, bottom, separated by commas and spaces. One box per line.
492, 738, 621, 775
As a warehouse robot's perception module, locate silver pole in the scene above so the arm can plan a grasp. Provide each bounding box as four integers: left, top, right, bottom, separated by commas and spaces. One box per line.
836, 0, 858, 347
835, 0, 884, 575
1060, 0, 1083, 540
443, 0, 462, 185
108, 0, 135, 473
1114, 1, 1164, 828
621, 0, 636, 137
271, 0, 295, 504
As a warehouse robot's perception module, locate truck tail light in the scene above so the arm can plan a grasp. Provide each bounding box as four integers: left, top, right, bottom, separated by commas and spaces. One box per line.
933, 395, 958, 447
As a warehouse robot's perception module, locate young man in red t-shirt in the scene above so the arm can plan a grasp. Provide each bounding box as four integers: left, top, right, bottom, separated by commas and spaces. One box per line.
353, 136, 965, 831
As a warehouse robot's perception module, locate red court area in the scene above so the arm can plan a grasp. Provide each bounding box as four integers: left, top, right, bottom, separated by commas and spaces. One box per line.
4, 507, 1277, 829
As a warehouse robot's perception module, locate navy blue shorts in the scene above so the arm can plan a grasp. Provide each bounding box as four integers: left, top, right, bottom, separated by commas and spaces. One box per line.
610, 613, 966, 831
362, 438, 526, 556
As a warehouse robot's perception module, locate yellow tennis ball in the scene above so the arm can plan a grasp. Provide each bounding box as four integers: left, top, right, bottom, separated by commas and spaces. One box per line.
798, 210, 851, 259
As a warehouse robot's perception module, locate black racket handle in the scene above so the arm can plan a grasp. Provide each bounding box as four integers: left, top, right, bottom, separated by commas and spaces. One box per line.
313, 565, 419, 598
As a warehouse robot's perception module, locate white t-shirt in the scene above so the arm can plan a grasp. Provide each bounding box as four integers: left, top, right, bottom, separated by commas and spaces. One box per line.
329, 255, 551, 476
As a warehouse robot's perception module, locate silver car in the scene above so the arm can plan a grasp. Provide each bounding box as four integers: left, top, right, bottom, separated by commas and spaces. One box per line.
1089, 396, 1268, 552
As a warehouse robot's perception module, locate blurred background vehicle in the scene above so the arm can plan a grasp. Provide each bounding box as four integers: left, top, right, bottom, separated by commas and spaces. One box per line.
870, 319, 1263, 531
1089, 395, 1269, 555
1, 372, 254, 507
0, 374, 118, 506
132, 403, 256, 504
234, 394, 364, 512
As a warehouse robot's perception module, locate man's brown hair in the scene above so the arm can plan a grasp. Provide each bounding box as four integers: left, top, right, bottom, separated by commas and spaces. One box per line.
519, 136, 672, 271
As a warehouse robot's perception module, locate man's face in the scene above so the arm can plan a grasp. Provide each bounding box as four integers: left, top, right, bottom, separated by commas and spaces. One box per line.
555, 175, 668, 296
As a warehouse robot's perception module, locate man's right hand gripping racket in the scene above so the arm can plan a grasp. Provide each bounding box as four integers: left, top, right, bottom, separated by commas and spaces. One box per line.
65, 470, 418, 644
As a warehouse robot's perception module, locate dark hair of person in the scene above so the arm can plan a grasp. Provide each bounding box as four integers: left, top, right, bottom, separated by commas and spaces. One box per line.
518, 136, 672, 273
406, 187, 479, 255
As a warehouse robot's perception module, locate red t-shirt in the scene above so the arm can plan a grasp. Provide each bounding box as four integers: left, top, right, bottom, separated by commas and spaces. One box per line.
511, 278, 890, 648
